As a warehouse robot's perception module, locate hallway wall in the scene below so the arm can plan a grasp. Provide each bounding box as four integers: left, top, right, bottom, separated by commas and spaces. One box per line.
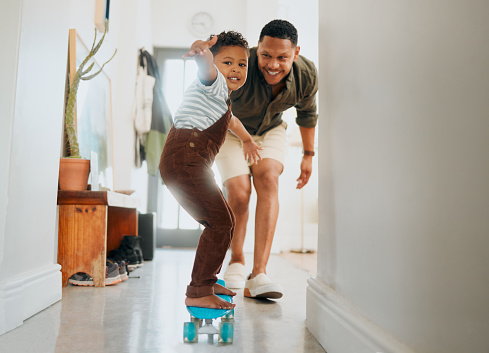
0, 0, 153, 336
67, 0, 154, 192
0, 0, 69, 335
308, 1, 489, 352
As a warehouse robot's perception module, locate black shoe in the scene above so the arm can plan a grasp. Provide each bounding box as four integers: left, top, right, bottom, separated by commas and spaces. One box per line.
108, 248, 139, 269
121, 235, 144, 268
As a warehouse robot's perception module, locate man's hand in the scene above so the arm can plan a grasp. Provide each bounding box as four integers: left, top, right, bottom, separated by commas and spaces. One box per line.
243, 140, 263, 165
296, 156, 312, 189
297, 126, 315, 189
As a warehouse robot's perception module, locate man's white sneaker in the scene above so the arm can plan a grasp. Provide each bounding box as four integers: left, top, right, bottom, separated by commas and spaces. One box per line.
223, 263, 246, 288
244, 273, 283, 299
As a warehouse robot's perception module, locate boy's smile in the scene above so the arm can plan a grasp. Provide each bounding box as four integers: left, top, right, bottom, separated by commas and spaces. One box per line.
214, 46, 249, 92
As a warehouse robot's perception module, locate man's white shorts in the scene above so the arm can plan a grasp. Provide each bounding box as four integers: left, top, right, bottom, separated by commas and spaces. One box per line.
215, 122, 287, 183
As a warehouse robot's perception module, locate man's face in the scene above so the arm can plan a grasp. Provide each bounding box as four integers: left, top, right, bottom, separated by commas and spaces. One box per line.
256, 36, 300, 86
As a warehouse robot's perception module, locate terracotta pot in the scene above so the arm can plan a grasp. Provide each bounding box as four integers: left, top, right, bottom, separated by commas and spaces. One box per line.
59, 158, 90, 191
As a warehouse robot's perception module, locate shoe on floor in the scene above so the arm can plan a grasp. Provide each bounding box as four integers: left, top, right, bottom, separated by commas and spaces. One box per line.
68, 262, 121, 286
118, 259, 129, 281
244, 273, 283, 299
68, 272, 94, 286
105, 261, 122, 285
107, 236, 144, 270
223, 263, 246, 288
108, 258, 128, 282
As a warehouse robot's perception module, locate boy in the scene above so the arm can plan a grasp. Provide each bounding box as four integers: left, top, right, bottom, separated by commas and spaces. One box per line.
159, 31, 262, 309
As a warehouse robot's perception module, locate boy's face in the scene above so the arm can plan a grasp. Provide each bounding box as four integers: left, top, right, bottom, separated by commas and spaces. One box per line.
256, 36, 300, 86
214, 46, 249, 91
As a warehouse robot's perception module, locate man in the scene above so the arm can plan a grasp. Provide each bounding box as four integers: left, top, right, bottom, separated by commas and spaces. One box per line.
215, 19, 318, 299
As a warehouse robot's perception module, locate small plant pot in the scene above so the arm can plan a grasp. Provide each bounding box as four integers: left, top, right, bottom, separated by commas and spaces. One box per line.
59, 158, 90, 191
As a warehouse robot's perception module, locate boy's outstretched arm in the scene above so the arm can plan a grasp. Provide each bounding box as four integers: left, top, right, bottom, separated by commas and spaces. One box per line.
183, 35, 218, 86
228, 115, 263, 165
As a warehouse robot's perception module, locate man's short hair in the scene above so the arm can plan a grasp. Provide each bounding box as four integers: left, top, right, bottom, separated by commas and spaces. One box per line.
208, 31, 249, 56
259, 19, 298, 46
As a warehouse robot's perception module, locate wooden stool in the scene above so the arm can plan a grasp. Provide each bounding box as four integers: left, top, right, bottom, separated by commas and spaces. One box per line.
57, 191, 139, 287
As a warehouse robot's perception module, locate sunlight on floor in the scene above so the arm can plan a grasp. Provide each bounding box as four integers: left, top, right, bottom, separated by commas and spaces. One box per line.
280, 251, 317, 277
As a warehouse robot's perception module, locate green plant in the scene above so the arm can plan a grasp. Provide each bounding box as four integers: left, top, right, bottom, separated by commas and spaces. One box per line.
64, 21, 117, 158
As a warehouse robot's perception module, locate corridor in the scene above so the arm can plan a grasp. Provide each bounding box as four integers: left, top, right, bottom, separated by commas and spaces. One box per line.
0, 249, 325, 353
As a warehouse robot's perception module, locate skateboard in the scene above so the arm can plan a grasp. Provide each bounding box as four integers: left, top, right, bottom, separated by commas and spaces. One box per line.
183, 279, 235, 344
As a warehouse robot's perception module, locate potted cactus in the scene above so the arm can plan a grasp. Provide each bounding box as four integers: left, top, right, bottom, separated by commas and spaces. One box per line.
59, 21, 116, 190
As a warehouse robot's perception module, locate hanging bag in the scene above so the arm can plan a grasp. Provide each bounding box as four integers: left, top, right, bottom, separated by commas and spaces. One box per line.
134, 54, 156, 135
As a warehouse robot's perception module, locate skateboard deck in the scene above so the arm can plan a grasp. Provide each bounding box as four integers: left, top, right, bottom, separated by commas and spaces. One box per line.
183, 279, 235, 344
187, 294, 233, 319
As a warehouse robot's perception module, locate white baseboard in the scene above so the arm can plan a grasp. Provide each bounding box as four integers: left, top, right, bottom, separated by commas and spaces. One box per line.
306, 277, 415, 353
0, 264, 62, 335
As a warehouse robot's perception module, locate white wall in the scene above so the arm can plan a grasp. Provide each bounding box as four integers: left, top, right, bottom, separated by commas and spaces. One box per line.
152, 0, 247, 47
0, 0, 24, 334
151, 0, 319, 254
0, 0, 153, 336
0, 0, 69, 335
308, 1, 489, 352
67, 0, 153, 192
0, 0, 23, 278
111, 0, 154, 191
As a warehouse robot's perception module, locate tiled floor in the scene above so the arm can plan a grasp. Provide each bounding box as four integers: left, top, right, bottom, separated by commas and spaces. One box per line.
0, 249, 325, 353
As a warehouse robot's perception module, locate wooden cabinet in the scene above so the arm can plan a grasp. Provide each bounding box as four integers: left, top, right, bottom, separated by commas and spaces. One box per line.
57, 190, 139, 287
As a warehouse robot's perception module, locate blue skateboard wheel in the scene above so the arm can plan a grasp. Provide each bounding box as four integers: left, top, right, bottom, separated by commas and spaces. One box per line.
219, 322, 234, 343
183, 321, 198, 343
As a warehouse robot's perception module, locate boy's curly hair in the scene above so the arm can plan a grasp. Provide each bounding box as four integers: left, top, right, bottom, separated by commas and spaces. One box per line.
259, 19, 298, 46
208, 31, 249, 56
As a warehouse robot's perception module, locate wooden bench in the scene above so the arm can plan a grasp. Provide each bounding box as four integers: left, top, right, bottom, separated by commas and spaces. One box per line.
57, 190, 139, 287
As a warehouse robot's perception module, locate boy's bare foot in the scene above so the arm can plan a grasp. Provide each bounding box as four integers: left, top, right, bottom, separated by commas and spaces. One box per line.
214, 283, 236, 296
185, 294, 236, 309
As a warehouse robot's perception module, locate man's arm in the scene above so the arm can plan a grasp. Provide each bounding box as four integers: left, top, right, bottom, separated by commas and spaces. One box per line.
295, 63, 318, 189
296, 126, 315, 189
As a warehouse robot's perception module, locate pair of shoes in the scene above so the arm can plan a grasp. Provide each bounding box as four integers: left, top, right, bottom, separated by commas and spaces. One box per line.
107, 248, 135, 270
68, 261, 122, 286
223, 263, 246, 288
107, 258, 128, 282
244, 273, 283, 299
108, 235, 144, 269
105, 260, 122, 285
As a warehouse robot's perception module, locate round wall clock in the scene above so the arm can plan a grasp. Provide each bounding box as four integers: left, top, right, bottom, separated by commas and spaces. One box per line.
189, 11, 214, 37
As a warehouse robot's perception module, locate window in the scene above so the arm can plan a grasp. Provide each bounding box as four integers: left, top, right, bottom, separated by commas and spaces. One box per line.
153, 48, 225, 245
159, 56, 200, 230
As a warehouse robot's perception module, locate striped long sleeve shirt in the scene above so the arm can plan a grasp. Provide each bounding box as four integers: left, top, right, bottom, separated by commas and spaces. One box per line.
173, 67, 229, 130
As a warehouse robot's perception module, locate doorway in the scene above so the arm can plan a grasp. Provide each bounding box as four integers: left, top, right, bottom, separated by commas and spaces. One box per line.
151, 48, 225, 247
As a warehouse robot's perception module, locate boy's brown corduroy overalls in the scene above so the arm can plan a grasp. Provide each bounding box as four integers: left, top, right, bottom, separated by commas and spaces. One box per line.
159, 104, 236, 298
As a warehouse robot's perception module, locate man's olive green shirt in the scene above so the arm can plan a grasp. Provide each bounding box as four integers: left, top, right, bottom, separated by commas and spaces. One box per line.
230, 47, 318, 136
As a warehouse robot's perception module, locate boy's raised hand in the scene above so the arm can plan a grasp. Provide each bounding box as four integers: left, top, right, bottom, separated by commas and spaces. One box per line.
183, 35, 218, 85
183, 35, 218, 59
